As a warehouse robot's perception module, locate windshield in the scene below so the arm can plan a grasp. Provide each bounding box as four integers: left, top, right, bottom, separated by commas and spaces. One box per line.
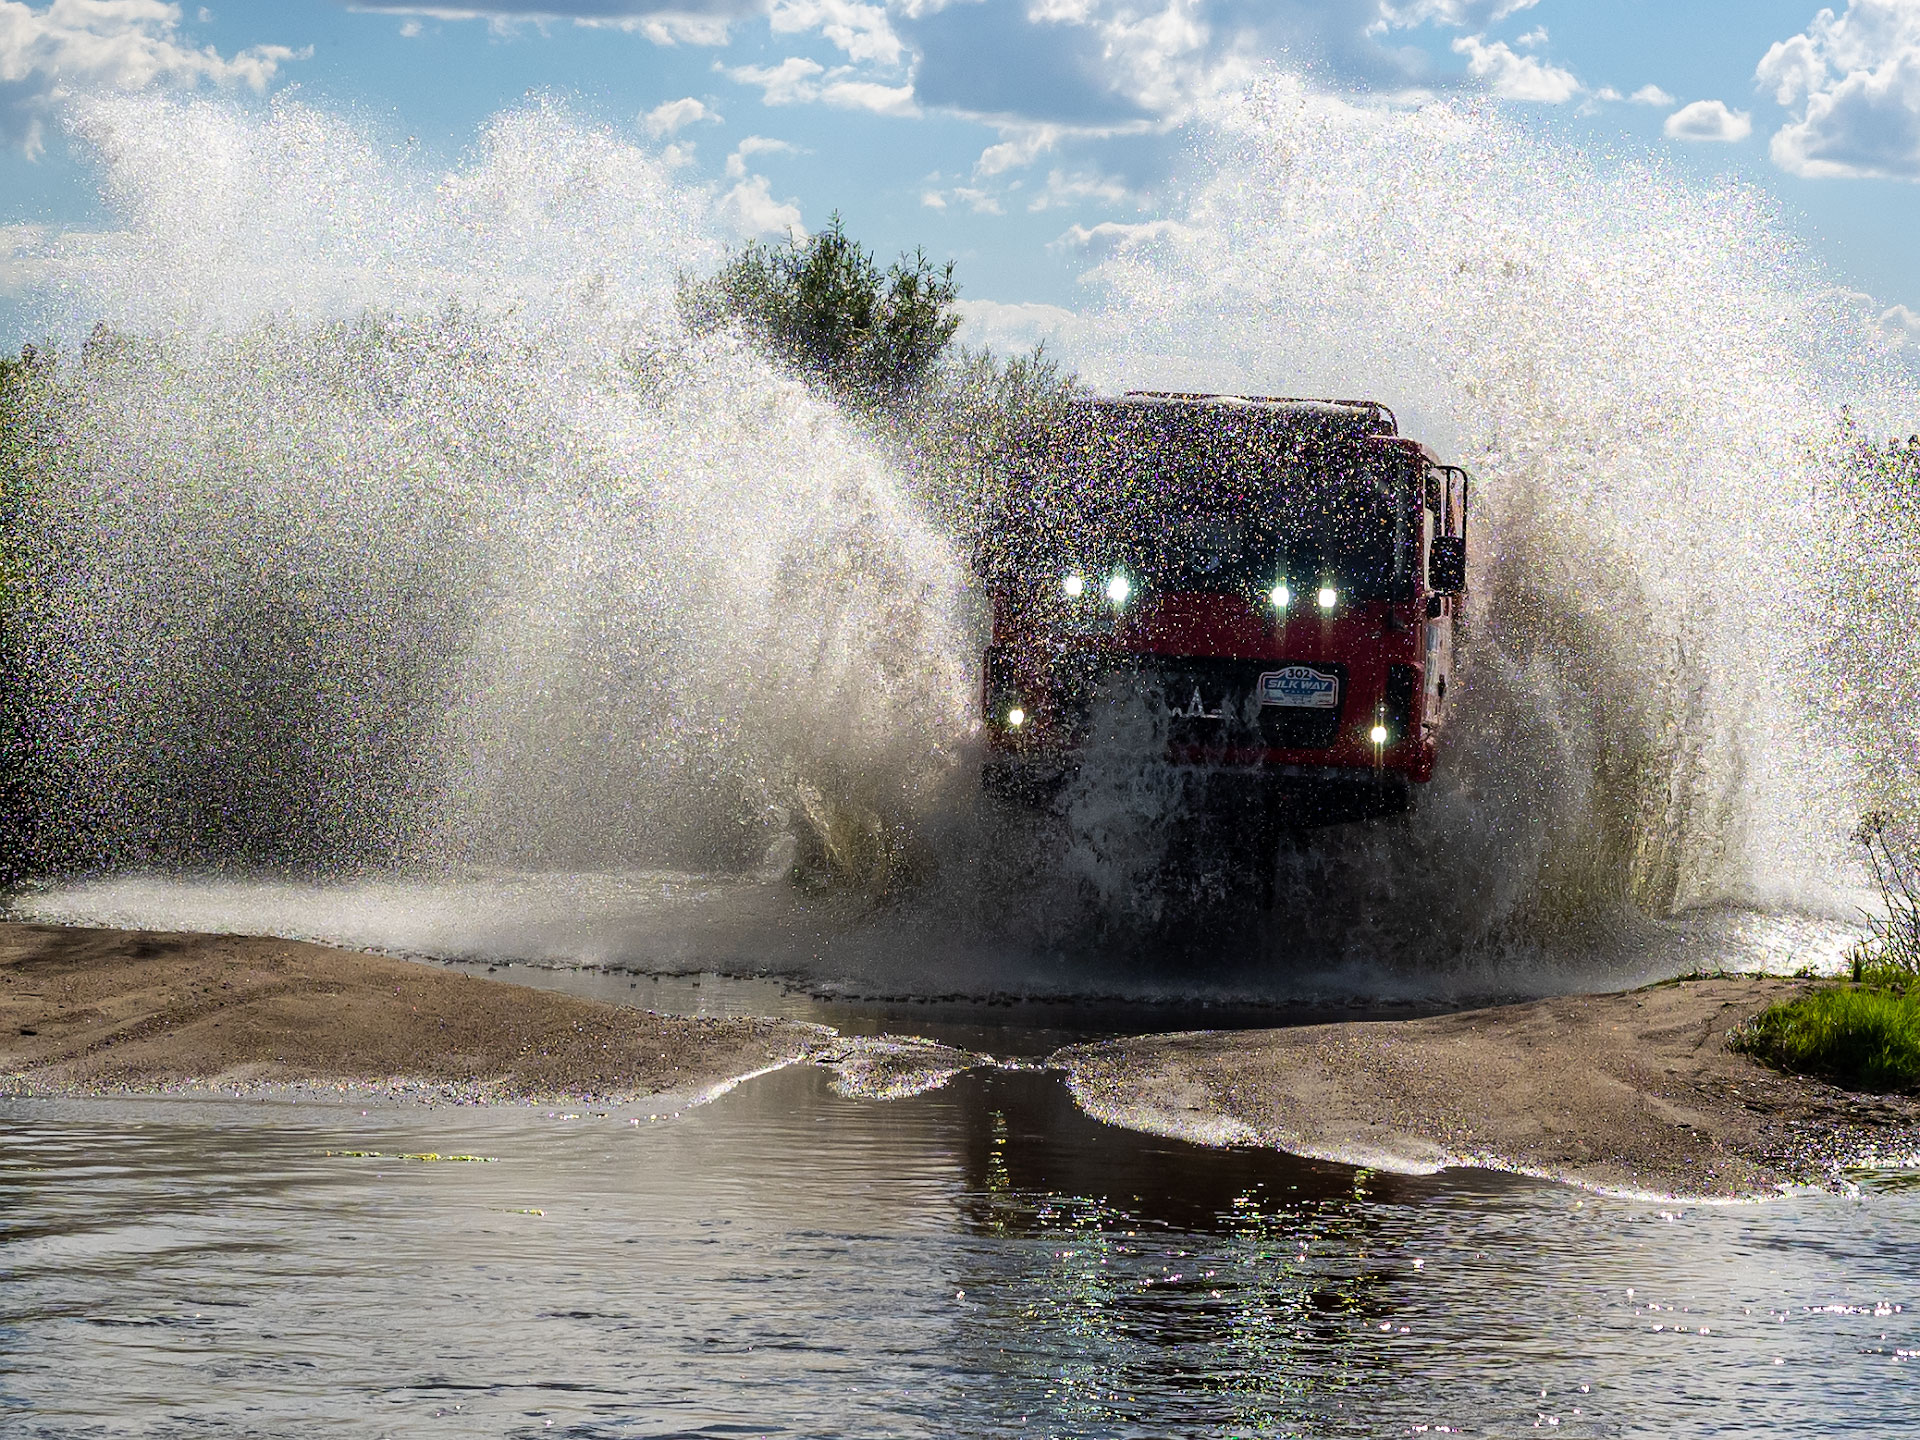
989, 402, 1417, 601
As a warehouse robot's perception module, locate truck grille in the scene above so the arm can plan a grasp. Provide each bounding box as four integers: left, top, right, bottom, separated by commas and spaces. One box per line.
1145, 657, 1347, 751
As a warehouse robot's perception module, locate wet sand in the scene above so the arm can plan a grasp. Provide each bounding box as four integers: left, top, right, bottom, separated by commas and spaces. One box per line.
8, 921, 1919, 1196
1056, 979, 1920, 1197
0, 922, 822, 1103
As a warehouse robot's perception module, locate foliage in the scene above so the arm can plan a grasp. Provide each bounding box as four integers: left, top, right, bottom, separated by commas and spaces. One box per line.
1847, 813, 1920, 987
679, 212, 1081, 547
681, 212, 961, 405
900, 342, 1082, 544
1734, 985, 1920, 1093
1735, 817, 1920, 1092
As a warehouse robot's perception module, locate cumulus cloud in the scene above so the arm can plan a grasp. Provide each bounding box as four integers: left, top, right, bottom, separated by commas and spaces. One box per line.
1450, 33, 1580, 103
952, 295, 1082, 353
901, 0, 1243, 130
351, 3, 761, 46
768, 0, 901, 65
722, 54, 916, 114
641, 95, 717, 136
1883, 301, 1920, 343
0, 220, 50, 294
1050, 217, 1193, 251
1757, 0, 1920, 180
1663, 98, 1752, 144
1372, 0, 1539, 29
921, 183, 1002, 213
723, 132, 798, 177
723, 55, 824, 104
0, 0, 303, 156
717, 170, 803, 235
1027, 166, 1140, 211
974, 124, 1061, 176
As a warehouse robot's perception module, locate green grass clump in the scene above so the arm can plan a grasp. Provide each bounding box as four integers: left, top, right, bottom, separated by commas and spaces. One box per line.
1736, 984, 1920, 1093
1732, 814, 1920, 1093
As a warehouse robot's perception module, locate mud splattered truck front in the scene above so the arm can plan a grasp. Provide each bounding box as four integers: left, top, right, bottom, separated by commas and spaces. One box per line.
976, 392, 1471, 823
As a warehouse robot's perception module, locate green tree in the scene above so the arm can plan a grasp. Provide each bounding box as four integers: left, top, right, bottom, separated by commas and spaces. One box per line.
682, 212, 961, 403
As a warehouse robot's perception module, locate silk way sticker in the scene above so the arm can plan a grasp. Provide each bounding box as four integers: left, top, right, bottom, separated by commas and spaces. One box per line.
1258, 667, 1339, 709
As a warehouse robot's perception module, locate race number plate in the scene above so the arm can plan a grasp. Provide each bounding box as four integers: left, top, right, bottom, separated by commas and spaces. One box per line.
1257, 666, 1340, 709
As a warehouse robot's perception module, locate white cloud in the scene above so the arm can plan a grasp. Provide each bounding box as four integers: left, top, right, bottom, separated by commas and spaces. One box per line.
717, 171, 804, 236
722, 54, 917, 115
768, 0, 901, 66
1883, 301, 1920, 343
817, 76, 917, 114
723, 55, 825, 105
1371, 0, 1540, 32
1595, 83, 1673, 105
0, 0, 303, 156
641, 95, 716, 137
1450, 33, 1581, 103
1663, 98, 1752, 144
919, 182, 1001, 213
723, 132, 798, 177
1757, 0, 1920, 180
1050, 217, 1193, 251
0, 220, 49, 295
974, 124, 1061, 176
952, 296, 1082, 353
1026, 166, 1140, 212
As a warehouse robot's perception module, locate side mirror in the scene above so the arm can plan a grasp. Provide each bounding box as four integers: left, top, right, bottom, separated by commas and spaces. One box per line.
1428, 536, 1467, 595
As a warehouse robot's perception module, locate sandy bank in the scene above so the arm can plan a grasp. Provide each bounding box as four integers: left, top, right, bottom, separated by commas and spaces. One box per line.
1054, 978, 1920, 1198
0, 922, 822, 1104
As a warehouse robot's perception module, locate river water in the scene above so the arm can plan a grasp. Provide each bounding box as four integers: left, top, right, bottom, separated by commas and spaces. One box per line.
5, 1065, 1917, 1439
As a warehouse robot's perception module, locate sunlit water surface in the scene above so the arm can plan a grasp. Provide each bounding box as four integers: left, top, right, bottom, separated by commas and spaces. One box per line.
4, 1068, 1916, 1439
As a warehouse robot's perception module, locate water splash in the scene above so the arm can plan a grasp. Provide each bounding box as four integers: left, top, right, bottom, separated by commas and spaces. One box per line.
12, 94, 975, 876
10, 80, 1919, 996
1056, 78, 1917, 955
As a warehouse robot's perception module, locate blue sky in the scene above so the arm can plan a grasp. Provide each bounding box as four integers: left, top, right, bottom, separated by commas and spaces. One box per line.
3, 0, 1919, 352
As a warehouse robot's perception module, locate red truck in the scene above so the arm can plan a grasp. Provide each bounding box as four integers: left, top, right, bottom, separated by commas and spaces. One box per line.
976, 392, 1470, 826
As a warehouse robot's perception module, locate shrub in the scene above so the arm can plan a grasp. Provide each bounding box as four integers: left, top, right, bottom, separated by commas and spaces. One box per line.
1846, 813, 1920, 988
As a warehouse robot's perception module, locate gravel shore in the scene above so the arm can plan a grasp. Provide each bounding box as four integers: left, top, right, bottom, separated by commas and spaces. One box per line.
0, 921, 822, 1104
1054, 979, 1920, 1197
9, 920, 1918, 1196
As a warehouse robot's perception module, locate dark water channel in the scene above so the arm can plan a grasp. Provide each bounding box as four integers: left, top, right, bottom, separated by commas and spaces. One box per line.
4, 1063, 1918, 1438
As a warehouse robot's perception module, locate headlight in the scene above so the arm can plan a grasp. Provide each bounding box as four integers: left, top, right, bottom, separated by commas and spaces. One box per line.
1105, 574, 1132, 606
1369, 723, 1389, 744
1007, 707, 1027, 728
1317, 586, 1338, 610
1268, 583, 1291, 609
1062, 573, 1085, 599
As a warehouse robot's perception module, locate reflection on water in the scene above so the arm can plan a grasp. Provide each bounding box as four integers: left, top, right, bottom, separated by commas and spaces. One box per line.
4, 1068, 1915, 1437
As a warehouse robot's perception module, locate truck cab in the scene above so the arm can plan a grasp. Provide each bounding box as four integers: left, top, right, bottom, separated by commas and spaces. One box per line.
976, 392, 1471, 824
